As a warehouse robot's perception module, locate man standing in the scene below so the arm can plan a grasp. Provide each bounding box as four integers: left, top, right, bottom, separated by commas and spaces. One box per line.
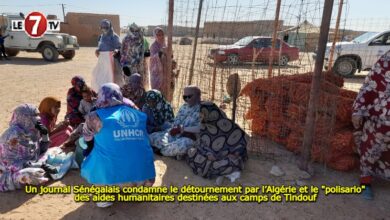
0, 33, 9, 60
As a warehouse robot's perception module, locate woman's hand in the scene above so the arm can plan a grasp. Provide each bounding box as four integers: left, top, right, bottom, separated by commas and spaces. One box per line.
95, 50, 100, 57
169, 125, 182, 136
352, 115, 363, 129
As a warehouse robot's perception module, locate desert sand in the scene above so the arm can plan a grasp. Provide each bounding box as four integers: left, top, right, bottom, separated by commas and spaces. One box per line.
0, 48, 388, 220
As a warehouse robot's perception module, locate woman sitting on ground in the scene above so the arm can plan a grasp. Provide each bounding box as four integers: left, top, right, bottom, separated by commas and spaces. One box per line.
149, 86, 201, 159
142, 89, 174, 134
0, 104, 50, 191
65, 76, 95, 128
39, 97, 73, 148
121, 73, 146, 109
187, 101, 248, 184
81, 83, 155, 208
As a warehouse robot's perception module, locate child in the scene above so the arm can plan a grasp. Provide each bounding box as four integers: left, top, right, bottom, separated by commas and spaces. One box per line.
78, 87, 96, 118
0, 33, 9, 60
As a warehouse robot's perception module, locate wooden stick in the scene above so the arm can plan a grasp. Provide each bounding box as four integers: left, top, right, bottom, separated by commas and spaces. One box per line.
328, 0, 344, 68
300, 0, 335, 172
188, 0, 204, 85
267, 0, 282, 78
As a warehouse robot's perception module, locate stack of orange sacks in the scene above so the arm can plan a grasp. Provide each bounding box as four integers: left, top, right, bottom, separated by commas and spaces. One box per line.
240, 71, 359, 171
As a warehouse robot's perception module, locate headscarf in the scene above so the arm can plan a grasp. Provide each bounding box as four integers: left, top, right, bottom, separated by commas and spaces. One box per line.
129, 73, 143, 89
128, 23, 143, 41
98, 19, 121, 52
38, 97, 61, 117
144, 90, 174, 126
71, 76, 85, 91
100, 19, 113, 36
184, 85, 201, 106
96, 83, 124, 108
0, 104, 47, 191
1, 104, 41, 161
120, 23, 144, 67
121, 73, 145, 109
8, 104, 40, 137
153, 27, 164, 41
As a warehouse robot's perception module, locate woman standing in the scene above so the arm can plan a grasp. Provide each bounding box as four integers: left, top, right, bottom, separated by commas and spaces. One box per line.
352, 51, 390, 200
149, 27, 168, 94
120, 23, 145, 78
81, 83, 155, 208
92, 19, 123, 91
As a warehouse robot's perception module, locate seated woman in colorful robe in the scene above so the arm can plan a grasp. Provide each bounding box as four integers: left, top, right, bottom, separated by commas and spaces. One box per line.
149, 86, 201, 158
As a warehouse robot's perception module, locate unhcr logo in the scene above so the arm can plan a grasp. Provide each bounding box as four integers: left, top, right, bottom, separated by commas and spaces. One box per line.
117, 108, 139, 128
113, 108, 144, 141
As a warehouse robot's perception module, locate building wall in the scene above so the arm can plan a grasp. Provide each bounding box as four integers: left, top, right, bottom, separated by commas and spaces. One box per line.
60, 12, 120, 46
203, 20, 283, 39
145, 25, 203, 37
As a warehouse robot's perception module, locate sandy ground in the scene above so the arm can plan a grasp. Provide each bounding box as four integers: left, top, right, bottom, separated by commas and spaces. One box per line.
0, 48, 389, 220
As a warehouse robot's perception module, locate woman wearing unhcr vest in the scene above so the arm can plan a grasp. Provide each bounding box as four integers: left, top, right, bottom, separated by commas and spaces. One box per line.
80, 83, 156, 208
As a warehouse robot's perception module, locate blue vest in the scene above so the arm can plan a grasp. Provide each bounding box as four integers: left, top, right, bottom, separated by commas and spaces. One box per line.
81, 105, 156, 184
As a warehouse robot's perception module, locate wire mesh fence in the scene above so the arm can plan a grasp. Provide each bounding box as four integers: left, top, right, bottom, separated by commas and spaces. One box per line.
158, 0, 390, 171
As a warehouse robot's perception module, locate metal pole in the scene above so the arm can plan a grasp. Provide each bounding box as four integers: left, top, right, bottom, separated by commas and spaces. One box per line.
61, 4, 66, 23
166, 0, 174, 102
328, 0, 344, 68
267, 0, 282, 78
188, 0, 204, 85
299, 0, 335, 172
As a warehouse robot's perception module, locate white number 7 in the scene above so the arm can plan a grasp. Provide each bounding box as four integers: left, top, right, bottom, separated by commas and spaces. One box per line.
29, 16, 41, 35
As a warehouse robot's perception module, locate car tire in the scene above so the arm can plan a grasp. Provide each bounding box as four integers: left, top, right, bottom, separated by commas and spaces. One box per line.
62, 50, 76, 60
227, 54, 239, 65
334, 57, 357, 77
41, 45, 59, 62
279, 55, 289, 66
5, 48, 20, 57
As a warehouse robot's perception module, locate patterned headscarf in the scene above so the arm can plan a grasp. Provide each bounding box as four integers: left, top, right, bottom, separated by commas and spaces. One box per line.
0, 104, 46, 191
144, 90, 174, 126
9, 104, 40, 134
153, 27, 165, 45
96, 83, 124, 108
38, 97, 61, 117
128, 23, 143, 40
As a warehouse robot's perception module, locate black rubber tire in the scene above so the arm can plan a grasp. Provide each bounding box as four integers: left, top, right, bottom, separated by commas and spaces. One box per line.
227, 54, 239, 65
279, 55, 289, 66
41, 45, 59, 62
62, 50, 76, 60
4, 48, 20, 57
333, 57, 357, 77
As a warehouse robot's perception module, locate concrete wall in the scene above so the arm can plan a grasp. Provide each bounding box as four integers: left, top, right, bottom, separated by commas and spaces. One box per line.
60, 12, 120, 46
145, 25, 203, 37
203, 20, 283, 39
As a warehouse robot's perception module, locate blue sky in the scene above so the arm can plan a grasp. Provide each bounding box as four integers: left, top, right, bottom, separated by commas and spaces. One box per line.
0, 0, 388, 30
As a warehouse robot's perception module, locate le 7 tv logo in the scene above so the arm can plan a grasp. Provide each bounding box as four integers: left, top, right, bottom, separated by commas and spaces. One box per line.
11, 12, 60, 38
